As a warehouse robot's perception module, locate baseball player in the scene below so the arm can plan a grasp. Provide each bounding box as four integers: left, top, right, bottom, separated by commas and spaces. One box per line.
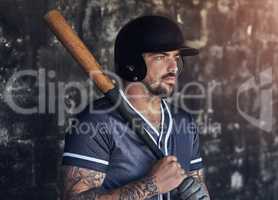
61, 15, 210, 200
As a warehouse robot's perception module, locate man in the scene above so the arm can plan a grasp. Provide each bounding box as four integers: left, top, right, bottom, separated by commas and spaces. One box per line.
61, 15, 210, 200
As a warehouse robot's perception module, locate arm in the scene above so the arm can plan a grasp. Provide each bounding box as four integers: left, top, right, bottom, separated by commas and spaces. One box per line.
62, 166, 159, 200
62, 156, 186, 200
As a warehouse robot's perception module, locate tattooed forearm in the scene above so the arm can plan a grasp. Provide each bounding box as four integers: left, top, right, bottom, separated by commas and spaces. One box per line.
62, 166, 159, 200
61, 166, 105, 200
65, 176, 159, 200
119, 176, 159, 200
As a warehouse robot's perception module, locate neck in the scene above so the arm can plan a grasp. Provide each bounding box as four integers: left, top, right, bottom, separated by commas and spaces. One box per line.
123, 82, 161, 115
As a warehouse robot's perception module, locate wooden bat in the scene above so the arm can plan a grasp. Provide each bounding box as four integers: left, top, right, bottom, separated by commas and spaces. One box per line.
44, 9, 114, 93
44, 9, 164, 159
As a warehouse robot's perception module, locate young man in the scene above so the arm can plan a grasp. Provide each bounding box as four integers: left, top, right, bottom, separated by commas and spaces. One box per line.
61, 16, 210, 200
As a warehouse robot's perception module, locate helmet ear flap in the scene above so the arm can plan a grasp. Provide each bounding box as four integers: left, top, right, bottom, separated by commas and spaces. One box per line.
116, 54, 147, 82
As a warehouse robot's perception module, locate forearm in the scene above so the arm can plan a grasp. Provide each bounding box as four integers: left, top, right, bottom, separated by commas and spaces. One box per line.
67, 175, 159, 200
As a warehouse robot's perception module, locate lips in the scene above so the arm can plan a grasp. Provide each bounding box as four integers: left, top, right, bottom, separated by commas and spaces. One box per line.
164, 75, 176, 81
162, 74, 177, 84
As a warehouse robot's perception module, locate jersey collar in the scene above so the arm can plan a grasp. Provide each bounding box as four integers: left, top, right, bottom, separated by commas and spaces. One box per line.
119, 90, 173, 155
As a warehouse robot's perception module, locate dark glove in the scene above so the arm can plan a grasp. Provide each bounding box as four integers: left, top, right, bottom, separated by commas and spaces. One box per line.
172, 176, 210, 200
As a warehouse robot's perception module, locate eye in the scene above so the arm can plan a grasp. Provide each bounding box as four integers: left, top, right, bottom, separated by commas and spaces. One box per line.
153, 55, 165, 61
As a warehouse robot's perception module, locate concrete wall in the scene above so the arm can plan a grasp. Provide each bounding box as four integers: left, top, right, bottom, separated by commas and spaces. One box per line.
0, 0, 277, 199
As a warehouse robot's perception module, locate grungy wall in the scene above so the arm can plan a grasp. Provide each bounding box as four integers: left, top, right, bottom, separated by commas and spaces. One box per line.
0, 0, 277, 200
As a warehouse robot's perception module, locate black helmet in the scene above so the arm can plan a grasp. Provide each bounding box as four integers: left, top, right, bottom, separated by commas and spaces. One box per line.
114, 15, 199, 82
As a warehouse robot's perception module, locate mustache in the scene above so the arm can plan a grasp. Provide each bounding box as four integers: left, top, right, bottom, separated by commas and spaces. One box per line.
161, 72, 177, 79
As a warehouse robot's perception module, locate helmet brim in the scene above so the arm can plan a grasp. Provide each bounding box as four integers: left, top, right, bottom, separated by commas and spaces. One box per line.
143, 45, 199, 56
179, 46, 199, 56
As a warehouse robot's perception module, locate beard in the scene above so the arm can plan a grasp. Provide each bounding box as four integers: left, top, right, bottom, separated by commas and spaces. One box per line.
147, 84, 175, 97
144, 73, 176, 97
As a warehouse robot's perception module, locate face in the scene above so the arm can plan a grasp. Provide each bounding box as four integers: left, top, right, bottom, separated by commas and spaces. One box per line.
142, 50, 181, 97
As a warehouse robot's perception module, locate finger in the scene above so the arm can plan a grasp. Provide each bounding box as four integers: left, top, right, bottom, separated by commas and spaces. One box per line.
180, 169, 185, 175
180, 169, 189, 179
165, 155, 177, 162
176, 162, 182, 169
169, 161, 182, 169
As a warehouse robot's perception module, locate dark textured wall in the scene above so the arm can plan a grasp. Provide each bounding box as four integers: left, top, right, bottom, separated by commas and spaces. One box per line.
0, 0, 277, 200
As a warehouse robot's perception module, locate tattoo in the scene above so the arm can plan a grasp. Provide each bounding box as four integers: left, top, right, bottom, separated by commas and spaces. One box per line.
119, 176, 159, 200
62, 166, 105, 200
62, 166, 159, 200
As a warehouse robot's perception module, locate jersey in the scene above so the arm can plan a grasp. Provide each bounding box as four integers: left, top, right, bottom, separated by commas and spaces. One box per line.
62, 90, 203, 200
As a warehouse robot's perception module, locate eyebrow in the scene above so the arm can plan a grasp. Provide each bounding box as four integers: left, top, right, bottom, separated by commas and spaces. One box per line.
147, 52, 180, 56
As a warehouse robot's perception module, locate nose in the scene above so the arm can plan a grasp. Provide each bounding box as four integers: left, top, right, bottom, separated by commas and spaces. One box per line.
167, 57, 178, 73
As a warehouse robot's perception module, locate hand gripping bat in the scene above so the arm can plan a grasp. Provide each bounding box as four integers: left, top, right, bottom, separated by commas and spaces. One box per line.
44, 10, 209, 200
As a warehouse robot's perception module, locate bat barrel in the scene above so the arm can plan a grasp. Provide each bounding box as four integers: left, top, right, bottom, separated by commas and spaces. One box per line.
44, 9, 115, 93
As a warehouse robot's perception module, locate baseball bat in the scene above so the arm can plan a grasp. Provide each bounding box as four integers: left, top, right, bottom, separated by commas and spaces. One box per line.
44, 10, 114, 93
44, 9, 164, 159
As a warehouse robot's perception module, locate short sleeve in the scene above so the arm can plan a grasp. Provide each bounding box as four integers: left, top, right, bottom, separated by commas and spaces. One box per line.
62, 113, 113, 173
189, 117, 204, 171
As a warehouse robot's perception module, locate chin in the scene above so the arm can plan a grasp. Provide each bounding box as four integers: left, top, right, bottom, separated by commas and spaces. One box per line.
145, 80, 176, 97
161, 82, 176, 96
150, 85, 175, 97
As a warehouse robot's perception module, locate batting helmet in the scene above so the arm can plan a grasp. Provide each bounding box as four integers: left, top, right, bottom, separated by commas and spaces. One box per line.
114, 15, 199, 82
